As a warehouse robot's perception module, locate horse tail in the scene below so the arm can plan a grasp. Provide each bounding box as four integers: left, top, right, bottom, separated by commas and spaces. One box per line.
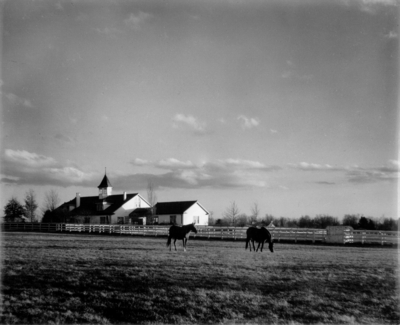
167, 236, 171, 247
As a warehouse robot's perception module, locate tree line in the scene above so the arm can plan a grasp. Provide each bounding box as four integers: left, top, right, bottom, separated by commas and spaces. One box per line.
209, 201, 399, 231
3, 192, 399, 231
3, 189, 65, 223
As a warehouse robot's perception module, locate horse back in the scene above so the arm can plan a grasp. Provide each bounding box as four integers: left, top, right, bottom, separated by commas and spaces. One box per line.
169, 225, 185, 239
247, 226, 270, 242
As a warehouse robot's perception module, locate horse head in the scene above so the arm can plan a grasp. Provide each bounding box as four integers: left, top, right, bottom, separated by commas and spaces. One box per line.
268, 239, 274, 253
190, 223, 198, 233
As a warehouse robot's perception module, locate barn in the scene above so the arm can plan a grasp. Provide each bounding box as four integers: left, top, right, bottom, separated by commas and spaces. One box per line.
56, 173, 150, 224
154, 201, 209, 226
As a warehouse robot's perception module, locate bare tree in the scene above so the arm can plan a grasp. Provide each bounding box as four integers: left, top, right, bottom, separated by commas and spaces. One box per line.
208, 211, 215, 225
147, 181, 158, 224
147, 181, 157, 207
224, 201, 240, 226
249, 202, 260, 225
42, 189, 60, 213
24, 189, 38, 222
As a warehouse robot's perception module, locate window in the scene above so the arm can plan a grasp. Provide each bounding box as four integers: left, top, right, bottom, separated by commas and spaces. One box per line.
193, 216, 199, 224
100, 217, 106, 224
117, 217, 124, 224
170, 215, 176, 224
84, 217, 90, 224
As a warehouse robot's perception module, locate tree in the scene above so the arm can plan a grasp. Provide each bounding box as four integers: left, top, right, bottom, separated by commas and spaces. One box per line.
379, 218, 398, 231
147, 180, 157, 207
262, 214, 275, 226
223, 201, 240, 226
146, 181, 158, 224
42, 189, 60, 213
4, 197, 25, 222
249, 202, 260, 225
236, 214, 249, 227
358, 216, 376, 230
342, 214, 360, 229
208, 211, 215, 225
24, 189, 38, 222
314, 214, 340, 229
298, 215, 313, 228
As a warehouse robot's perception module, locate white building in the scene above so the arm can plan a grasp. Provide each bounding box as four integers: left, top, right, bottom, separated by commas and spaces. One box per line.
154, 201, 209, 226
57, 173, 150, 224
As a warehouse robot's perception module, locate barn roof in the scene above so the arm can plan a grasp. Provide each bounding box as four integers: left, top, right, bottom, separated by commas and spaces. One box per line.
129, 208, 152, 216
154, 201, 208, 215
58, 193, 138, 216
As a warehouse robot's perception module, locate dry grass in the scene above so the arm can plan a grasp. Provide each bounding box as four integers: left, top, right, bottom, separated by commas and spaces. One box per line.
1, 232, 399, 324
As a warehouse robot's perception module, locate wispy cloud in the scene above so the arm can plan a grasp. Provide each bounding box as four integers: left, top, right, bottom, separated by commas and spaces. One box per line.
3, 92, 34, 108
124, 11, 153, 30
237, 115, 259, 129
5, 149, 56, 167
281, 60, 313, 81
172, 114, 207, 134
288, 162, 343, 171
129, 157, 280, 189
156, 158, 195, 170
384, 31, 398, 39
1, 149, 95, 186
289, 160, 399, 184
359, 0, 398, 14
94, 27, 123, 39
346, 160, 399, 183
55, 133, 75, 145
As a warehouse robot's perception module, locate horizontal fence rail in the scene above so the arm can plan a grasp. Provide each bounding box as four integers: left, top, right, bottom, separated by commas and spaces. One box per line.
2, 223, 398, 245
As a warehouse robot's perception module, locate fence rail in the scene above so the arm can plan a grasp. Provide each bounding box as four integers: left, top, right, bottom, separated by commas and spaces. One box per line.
2, 223, 398, 245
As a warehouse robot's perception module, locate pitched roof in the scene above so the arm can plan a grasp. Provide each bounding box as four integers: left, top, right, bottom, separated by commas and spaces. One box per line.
154, 201, 198, 215
58, 193, 138, 216
129, 208, 152, 217
98, 174, 112, 188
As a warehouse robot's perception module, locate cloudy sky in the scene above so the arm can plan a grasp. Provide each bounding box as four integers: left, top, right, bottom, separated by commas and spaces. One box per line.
1, 0, 398, 221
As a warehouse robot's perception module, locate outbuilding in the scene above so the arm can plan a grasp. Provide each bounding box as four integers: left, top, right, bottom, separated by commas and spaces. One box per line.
154, 201, 209, 226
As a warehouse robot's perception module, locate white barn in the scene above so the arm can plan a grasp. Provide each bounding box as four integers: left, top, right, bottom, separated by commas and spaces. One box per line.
56, 173, 150, 224
154, 201, 209, 226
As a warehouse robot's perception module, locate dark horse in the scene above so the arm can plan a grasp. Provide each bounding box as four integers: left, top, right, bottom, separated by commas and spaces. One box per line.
245, 226, 274, 252
166, 223, 197, 251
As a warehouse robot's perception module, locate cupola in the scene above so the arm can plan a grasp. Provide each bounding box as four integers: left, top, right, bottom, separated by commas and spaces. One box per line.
98, 171, 112, 199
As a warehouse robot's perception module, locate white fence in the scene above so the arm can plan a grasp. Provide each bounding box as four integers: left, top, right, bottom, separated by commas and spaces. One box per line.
2, 223, 398, 245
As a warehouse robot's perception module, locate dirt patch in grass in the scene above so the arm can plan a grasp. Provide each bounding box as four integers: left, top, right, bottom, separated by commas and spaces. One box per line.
1, 232, 399, 324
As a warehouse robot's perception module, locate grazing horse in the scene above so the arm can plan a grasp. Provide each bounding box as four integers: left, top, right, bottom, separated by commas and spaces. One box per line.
167, 223, 197, 251
245, 226, 274, 252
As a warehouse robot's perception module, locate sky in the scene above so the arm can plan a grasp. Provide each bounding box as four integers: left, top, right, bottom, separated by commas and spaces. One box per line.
1, 0, 399, 221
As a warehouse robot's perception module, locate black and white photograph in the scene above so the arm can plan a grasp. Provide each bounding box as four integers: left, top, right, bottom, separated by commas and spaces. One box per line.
1, 0, 399, 324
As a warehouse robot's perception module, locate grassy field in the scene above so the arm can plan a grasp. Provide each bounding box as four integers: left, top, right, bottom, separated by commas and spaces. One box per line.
1, 232, 399, 324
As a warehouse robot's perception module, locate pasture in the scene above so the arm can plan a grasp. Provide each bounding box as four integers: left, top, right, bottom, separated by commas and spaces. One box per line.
1, 232, 399, 324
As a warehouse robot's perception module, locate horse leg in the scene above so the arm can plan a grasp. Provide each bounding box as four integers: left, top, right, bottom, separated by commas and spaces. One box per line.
167, 236, 172, 251
252, 239, 256, 252
260, 241, 265, 252
182, 238, 186, 252
173, 239, 177, 251
256, 242, 261, 252
245, 238, 250, 251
